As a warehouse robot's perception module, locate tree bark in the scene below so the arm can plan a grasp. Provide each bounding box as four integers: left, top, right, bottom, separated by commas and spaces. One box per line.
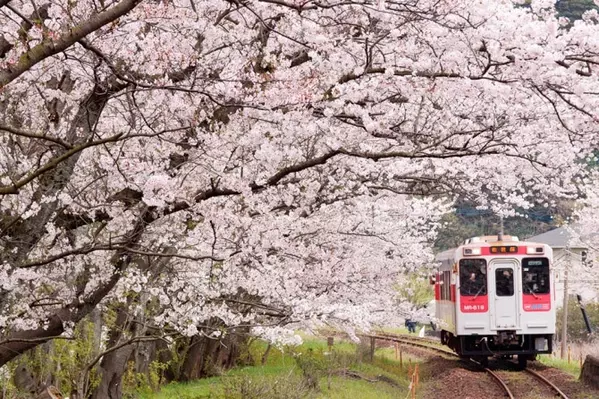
0, 205, 148, 366
91, 303, 135, 399
0, 274, 119, 366
178, 329, 247, 382
0, 0, 142, 87
179, 335, 207, 381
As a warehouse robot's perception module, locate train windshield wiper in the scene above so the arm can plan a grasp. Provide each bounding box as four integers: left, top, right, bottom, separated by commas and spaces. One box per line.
471, 285, 485, 300
524, 283, 539, 298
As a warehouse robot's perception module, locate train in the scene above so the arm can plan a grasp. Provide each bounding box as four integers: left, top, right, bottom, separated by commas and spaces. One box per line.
432, 234, 555, 368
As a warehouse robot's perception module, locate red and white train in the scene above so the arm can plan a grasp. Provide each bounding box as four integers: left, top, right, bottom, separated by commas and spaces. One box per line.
433, 235, 555, 368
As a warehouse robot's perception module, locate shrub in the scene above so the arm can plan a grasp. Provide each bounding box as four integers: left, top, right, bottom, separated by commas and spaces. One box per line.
222, 373, 313, 399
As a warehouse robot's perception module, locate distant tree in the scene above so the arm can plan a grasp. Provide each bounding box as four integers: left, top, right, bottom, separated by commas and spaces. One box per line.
434, 213, 482, 251
520, 0, 598, 20
556, 0, 598, 20
397, 274, 434, 310
433, 199, 572, 252
556, 296, 599, 342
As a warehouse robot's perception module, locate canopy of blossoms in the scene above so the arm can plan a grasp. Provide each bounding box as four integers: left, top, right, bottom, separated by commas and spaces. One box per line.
1, 0, 598, 364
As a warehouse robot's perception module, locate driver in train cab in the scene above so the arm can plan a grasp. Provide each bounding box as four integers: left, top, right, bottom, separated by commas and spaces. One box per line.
462, 272, 480, 295
497, 269, 514, 296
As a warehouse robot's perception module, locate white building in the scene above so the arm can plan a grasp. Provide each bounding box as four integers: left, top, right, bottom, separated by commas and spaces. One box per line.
527, 227, 598, 306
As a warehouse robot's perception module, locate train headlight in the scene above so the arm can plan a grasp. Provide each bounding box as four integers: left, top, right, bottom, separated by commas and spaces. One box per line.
463, 248, 481, 256
534, 337, 548, 351
527, 246, 544, 255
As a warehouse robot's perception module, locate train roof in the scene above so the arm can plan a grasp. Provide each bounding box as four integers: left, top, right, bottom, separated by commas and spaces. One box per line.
435, 248, 456, 262
434, 235, 551, 262
464, 235, 519, 244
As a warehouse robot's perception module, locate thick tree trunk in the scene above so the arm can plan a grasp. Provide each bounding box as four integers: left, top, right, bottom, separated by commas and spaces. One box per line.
0, 80, 130, 366
91, 345, 134, 399
91, 304, 135, 399
73, 309, 104, 399
179, 335, 208, 381
157, 339, 177, 383
0, 279, 117, 366
131, 292, 161, 391
132, 339, 170, 390
580, 354, 599, 389
91, 252, 176, 396
178, 330, 246, 382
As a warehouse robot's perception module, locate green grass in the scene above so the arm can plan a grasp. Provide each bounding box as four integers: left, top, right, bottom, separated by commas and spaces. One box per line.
138, 377, 219, 399
138, 339, 299, 399
315, 376, 404, 399
139, 365, 302, 399
299, 338, 357, 354
537, 354, 581, 377
371, 326, 411, 335
139, 336, 422, 399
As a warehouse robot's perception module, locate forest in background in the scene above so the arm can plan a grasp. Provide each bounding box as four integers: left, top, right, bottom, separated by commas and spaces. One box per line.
555, 0, 599, 20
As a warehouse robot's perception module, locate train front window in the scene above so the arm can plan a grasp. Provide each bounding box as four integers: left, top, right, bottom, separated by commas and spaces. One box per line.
459, 259, 487, 296
522, 258, 550, 295
495, 268, 514, 296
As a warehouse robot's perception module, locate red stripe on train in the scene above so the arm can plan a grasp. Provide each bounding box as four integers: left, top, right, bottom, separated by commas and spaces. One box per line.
460, 294, 488, 312
523, 293, 551, 311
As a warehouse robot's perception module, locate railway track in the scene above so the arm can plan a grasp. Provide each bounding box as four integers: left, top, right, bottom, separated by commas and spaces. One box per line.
364, 332, 570, 399
523, 368, 569, 398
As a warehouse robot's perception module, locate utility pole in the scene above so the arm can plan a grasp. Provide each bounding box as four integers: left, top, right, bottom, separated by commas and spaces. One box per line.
560, 256, 570, 359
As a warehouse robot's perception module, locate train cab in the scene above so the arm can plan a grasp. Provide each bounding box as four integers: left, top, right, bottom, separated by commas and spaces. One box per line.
433, 235, 555, 368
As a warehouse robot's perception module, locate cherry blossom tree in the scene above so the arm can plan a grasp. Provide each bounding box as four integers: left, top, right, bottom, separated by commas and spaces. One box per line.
1, 0, 599, 390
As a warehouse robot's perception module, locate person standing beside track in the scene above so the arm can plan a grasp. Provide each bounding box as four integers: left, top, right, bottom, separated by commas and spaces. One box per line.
405, 318, 416, 333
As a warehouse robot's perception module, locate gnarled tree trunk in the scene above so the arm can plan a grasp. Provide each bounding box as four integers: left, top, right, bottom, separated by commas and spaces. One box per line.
178, 326, 247, 382
91, 303, 135, 399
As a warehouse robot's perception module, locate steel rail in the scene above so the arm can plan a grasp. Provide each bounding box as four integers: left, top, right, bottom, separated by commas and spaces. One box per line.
367, 333, 517, 399
524, 368, 569, 399
366, 333, 572, 399
466, 358, 515, 399
366, 334, 453, 355
371, 331, 438, 342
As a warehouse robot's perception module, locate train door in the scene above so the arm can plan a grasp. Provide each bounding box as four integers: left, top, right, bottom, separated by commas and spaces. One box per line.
489, 260, 519, 330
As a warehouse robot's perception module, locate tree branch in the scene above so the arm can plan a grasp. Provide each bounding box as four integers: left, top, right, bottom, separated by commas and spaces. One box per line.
0, 0, 143, 88
0, 335, 74, 346
0, 123, 72, 149
15, 243, 225, 269
0, 207, 151, 366
0, 124, 197, 196
0, 132, 125, 195
83, 335, 170, 382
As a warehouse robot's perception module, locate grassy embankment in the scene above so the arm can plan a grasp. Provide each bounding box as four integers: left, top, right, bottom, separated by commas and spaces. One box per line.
139, 335, 423, 399
538, 354, 582, 377
138, 329, 585, 398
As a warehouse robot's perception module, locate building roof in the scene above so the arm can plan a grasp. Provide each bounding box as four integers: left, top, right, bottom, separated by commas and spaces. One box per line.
526, 227, 587, 249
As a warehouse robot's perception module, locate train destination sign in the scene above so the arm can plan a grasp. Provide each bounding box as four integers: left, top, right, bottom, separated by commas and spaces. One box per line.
490, 246, 518, 254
